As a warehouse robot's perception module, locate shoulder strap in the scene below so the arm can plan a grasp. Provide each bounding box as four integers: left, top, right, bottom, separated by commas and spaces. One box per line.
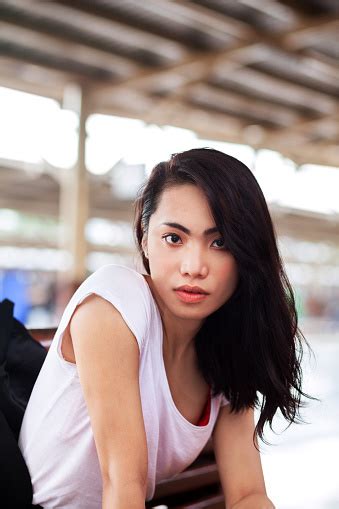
0, 299, 15, 365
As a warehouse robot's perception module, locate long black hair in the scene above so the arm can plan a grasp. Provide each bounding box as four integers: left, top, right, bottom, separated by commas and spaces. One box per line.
133, 147, 317, 448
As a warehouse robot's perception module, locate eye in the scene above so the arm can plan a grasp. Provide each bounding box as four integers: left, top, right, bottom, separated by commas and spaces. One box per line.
162, 233, 182, 245
212, 237, 225, 249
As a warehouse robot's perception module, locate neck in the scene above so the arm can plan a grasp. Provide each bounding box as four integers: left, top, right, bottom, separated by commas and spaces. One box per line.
143, 273, 205, 361
162, 325, 196, 362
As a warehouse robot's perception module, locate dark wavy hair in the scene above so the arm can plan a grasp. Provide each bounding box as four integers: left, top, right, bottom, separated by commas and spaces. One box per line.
133, 147, 317, 448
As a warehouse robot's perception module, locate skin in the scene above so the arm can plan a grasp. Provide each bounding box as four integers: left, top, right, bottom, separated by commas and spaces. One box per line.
142, 183, 239, 360
141, 183, 239, 424
61, 182, 274, 508
142, 184, 275, 509
63, 183, 238, 373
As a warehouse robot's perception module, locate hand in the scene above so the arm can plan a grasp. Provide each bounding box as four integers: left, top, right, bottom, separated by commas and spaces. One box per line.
231, 493, 275, 509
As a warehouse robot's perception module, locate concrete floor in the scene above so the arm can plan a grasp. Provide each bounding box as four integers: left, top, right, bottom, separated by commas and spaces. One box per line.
258, 329, 339, 509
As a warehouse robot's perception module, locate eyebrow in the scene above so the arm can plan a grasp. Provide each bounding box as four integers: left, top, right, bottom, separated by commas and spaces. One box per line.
160, 222, 220, 236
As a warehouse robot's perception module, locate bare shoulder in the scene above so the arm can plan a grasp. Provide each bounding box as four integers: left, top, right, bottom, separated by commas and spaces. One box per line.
61, 294, 121, 364
71, 293, 119, 321
70, 292, 140, 353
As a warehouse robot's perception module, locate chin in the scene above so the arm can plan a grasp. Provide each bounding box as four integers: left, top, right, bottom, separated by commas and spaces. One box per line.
173, 302, 212, 319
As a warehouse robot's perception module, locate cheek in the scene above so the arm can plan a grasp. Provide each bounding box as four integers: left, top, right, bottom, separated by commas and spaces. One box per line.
151, 249, 174, 271
152, 240, 177, 267
219, 256, 239, 292
148, 247, 174, 282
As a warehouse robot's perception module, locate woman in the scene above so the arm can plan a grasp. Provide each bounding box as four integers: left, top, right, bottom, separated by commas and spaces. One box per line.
19, 148, 314, 508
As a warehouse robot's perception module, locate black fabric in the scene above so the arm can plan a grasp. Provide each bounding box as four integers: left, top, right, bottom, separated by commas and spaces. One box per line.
0, 362, 24, 441
0, 298, 47, 508
0, 409, 33, 508
1, 299, 47, 408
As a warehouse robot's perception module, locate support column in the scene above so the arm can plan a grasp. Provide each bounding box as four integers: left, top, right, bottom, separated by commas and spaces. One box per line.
57, 83, 89, 311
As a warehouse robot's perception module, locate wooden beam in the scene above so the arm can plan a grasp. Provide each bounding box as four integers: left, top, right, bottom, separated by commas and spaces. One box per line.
87, 95, 339, 166
0, 198, 59, 217
0, 237, 136, 255
212, 66, 336, 114
283, 18, 339, 49
141, 76, 337, 140
54, 0, 252, 43
89, 7, 339, 95
3, 0, 188, 63
4, 0, 338, 157
151, 0, 254, 39
95, 72, 335, 137
90, 42, 265, 99
270, 112, 339, 140
237, 0, 297, 21
187, 83, 301, 126
91, 98, 246, 138
0, 21, 140, 79
0, 0, 337, 168
89, 94, 304, 152
0, 57, 69, 101
0, 44, 99, 85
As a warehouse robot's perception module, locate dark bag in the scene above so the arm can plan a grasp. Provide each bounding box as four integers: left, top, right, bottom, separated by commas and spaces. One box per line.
0, 298, 47, 508
0, 298, 47, 411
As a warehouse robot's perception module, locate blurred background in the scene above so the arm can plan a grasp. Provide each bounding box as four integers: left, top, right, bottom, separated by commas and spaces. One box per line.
0, 1, 338, 507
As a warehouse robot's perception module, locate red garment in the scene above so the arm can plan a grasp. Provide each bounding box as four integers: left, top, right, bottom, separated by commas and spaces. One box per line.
196, 390, 211, 426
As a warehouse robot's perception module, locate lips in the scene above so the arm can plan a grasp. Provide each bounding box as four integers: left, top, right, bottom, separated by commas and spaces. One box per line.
175, 285, 209, 295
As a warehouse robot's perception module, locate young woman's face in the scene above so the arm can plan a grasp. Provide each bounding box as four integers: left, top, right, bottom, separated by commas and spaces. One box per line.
143, 184, 238, 321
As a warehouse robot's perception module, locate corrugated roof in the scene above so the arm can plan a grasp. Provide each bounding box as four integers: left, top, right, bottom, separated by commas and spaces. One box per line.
0, 0, 338, 166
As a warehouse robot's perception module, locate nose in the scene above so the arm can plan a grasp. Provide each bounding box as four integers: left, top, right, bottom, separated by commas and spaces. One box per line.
180, 245, 208, 278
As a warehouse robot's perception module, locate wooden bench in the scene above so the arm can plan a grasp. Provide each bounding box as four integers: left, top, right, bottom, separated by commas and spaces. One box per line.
29, 328, 225, 509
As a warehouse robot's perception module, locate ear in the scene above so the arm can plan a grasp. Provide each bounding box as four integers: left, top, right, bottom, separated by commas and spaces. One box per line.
141, 234, 148, 258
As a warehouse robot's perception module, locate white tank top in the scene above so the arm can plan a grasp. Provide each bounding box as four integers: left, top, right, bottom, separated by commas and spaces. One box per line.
19, 264, 229, 508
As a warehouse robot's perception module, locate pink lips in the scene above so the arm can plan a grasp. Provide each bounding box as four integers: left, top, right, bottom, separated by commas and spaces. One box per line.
175, 285, 209, 294
174, 285, 209, 303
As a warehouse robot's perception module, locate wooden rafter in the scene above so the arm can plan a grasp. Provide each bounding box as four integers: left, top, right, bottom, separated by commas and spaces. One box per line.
0, 0, 337, 167
90, 10, 339, 94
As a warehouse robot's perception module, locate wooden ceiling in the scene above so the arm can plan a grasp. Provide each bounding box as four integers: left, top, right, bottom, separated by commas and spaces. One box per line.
0, 0, 339, 167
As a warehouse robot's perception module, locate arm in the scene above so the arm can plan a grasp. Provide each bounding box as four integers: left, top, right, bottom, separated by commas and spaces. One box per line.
69, 294, 148, 509
212, 404, 275, 509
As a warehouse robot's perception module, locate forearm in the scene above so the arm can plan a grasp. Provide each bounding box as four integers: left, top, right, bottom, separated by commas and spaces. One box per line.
230, 493, 275, 509
102, 479, 146, 509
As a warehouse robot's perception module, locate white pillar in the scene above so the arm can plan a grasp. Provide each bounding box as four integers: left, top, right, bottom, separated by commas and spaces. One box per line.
58, 83, 89, 297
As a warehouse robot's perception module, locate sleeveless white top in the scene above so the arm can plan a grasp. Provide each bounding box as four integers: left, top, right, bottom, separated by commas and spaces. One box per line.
19, 264, 229, 508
